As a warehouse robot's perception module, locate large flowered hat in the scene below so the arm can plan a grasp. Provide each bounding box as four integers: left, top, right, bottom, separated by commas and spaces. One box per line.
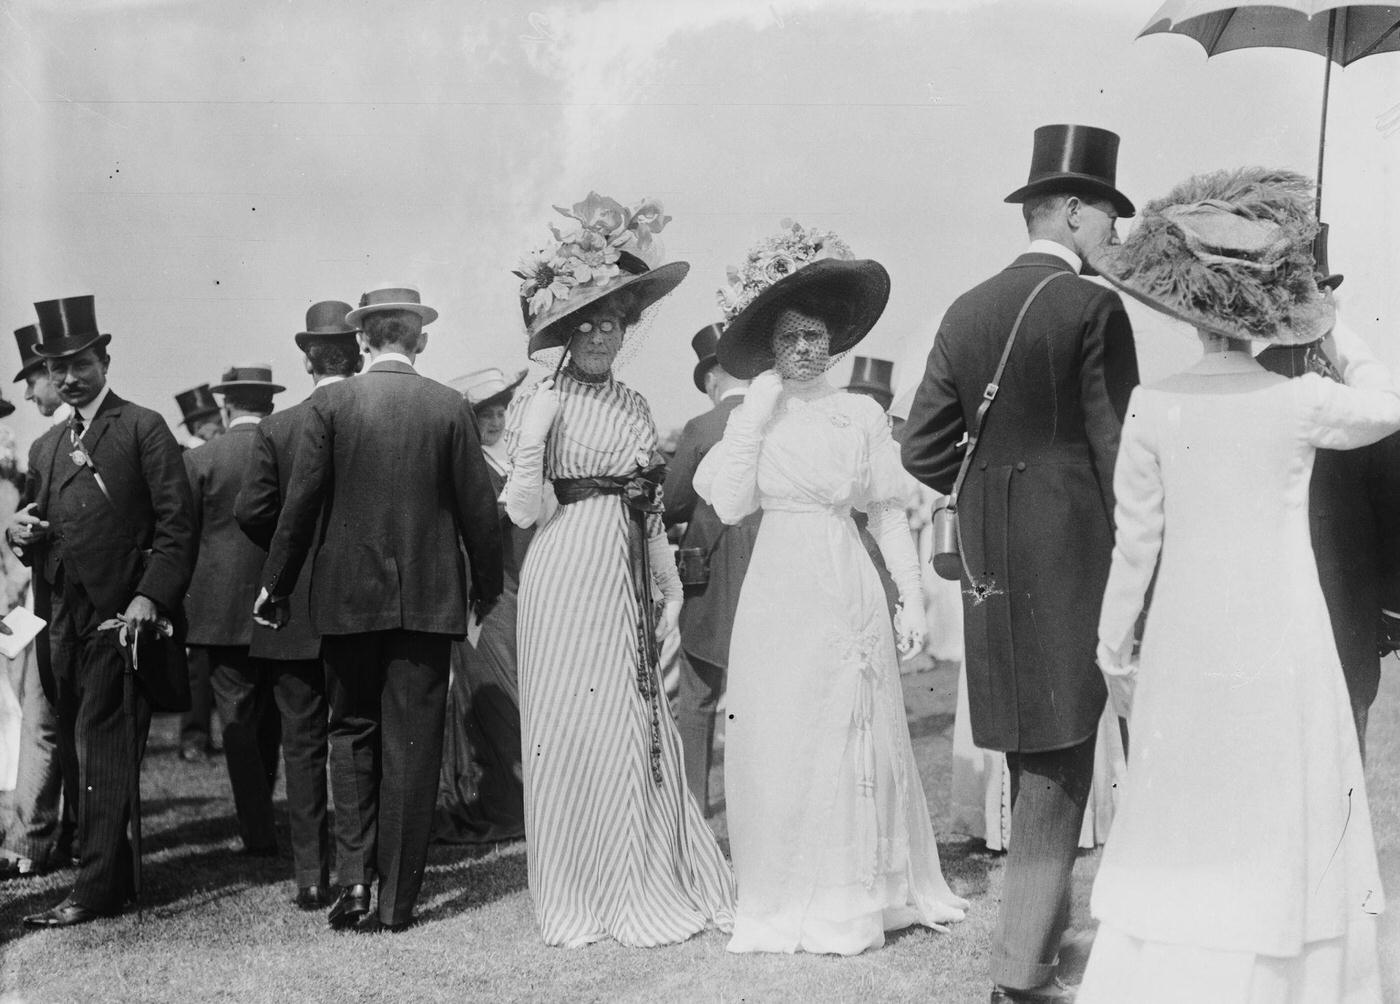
714, 220, 890, 379
514, 192, 689, 360
1087, 167, 1332, 345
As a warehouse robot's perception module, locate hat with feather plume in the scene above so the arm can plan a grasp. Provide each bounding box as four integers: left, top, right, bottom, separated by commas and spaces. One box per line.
1087, 167, 1333, 345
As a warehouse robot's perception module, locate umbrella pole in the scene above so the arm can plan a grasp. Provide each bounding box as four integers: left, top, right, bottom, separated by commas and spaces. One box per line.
124, 638, 143, 923
1316, 9, 1337, 218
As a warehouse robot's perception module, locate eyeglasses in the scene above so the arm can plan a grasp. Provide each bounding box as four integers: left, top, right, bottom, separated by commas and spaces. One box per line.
577, 318, 621, 335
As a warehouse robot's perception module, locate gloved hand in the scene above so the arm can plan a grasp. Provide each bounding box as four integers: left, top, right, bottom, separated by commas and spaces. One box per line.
518, 378, 561, 444
894, 598, 926, 660
655, 598, 682, 643
1096, 641, 1136, 720
741, 369, 784, 425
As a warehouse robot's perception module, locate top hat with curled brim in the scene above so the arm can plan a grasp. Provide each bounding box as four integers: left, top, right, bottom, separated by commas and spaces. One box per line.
175, 384, 221, 428
295, 300, 359, 352
690, 323, 725, 392
210, 363, 286, 395
12, 325, 43, 383
1004, 124, 1135, 219
31, 295, 112, 360
844, 356, 895, 408
345, 286, 439, 328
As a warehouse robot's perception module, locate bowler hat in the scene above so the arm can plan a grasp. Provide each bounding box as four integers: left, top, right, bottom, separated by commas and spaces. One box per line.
1005, 124, 1135, 218
12, 325, 43, 383
175, 384, 221, 431
845, 356, 895, 409
690, 323, 724, 393
31, 295, 112, 360
345, 286, 438, 327
210, 363, 286, 395
295, 300, 358, 352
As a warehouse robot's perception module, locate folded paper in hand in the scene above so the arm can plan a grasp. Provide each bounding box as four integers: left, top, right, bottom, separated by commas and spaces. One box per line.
0, 606, 46, 660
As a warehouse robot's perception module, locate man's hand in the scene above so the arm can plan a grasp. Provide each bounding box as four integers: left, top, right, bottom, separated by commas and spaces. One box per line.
7, 503, 49, 550
471, 593, 499, 625
252, 587, 289, 630
122, 595, 160, 635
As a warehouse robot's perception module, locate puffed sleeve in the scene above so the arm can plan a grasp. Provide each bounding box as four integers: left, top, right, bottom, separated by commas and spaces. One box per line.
501, 383, 547, 529
1097, 388, 1163, 660
693, 403, 764, 524
1301, 372, 1400, 453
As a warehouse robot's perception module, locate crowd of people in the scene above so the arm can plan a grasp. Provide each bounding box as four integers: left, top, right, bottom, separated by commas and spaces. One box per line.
0, 121, 1395, 1003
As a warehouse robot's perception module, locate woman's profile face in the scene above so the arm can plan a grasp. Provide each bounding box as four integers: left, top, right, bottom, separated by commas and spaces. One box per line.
568, 305, 626, 375
771, 308, 831, 380
476, 403, 507, 446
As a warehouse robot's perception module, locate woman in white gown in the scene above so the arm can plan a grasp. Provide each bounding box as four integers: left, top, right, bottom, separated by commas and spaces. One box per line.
1079, 169, 1395, 1003
695, 222, 968, 955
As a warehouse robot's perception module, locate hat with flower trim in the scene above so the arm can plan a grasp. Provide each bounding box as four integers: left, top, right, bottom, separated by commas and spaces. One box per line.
514, 192, 689, 360
714, 221, 890, 379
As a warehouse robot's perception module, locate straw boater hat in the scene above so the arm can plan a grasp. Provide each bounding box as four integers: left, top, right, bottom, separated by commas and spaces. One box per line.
689, 323, 724, 392
210, 363, 286, 395
32, 295, 112, 359
1088, 167, 1333, 345
1005, 124, 1136, 218
175, 384, 221, 432
453, 367, 528, 410
295, 300, 358, 351
714, 220, 890, 380
514, 192, 688, 360
12, 324, 43, 383
345, 286, 438, 328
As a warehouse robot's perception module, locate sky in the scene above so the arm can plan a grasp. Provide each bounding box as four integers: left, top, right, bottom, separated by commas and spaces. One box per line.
0, 0, 1396, 454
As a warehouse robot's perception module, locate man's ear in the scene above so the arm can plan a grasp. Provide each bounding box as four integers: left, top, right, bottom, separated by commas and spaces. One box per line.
303, 355, 314, 376
353, 354, 365, 374
416, 330, 429, 355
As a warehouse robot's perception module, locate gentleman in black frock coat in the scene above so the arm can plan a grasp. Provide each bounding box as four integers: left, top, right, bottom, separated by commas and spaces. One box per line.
8, 295, 196, 926
901, 126, 1139, 1002
236, 301, 363, 909
255, 286, 503, 932
662, 324, 759, 813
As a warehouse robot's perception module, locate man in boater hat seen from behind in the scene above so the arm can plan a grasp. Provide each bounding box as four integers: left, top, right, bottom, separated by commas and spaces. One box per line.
7, 295, 196, 927
901, 125, 1140, 1002
254, 286, 503, 932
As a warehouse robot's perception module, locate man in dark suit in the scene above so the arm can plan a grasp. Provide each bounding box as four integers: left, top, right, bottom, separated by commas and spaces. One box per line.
236, 301, 363, 909
662, 324, 759, 814
1256, 246, 1400, 762
7, 295, 196, 927
901, 126, 1139, 1003
254, 286, 502, 932
184, 364, 286, 856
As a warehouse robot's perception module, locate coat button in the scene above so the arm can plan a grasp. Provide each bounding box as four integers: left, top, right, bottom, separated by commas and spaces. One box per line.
1016, 462, 1027, 472
978, 460, 987, 471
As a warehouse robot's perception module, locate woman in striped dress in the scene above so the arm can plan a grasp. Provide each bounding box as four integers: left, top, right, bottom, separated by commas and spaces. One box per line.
500, 194, 735, 947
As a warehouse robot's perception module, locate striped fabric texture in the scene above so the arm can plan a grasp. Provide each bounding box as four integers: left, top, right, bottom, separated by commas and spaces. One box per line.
506, 373, 736, 947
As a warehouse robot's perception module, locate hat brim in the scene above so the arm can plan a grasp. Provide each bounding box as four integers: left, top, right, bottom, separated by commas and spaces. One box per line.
527, 261, 690, 359
0, 398, 14, 418
716, 259, 891, 380
344, 302, 439, 326
211, 381, 286, 394
12, 360, 43, 384
1088, 246, 1335, 347
1319, 273, 1344, 291
469, 369, 528, 410
692, 354, 718, 393
846, 380, 894, 399
32, 333, 112, 360
1005, 175, 1136, 219
294, 329, 360, 352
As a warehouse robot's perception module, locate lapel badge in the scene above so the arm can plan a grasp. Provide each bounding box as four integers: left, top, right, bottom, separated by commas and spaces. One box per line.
70, 449, 88, 468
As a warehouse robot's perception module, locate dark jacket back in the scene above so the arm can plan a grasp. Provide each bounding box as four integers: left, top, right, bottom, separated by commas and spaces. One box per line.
262, 361, 504, 637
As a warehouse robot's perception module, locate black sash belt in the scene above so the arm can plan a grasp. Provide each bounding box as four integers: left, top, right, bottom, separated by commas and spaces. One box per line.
554, 464, 667, 785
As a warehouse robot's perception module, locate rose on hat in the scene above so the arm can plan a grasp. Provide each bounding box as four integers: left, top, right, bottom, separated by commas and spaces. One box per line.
345, 286, 438, 328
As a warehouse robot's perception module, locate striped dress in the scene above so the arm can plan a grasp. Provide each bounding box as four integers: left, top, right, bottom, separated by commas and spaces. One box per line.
504, 371, 736, 948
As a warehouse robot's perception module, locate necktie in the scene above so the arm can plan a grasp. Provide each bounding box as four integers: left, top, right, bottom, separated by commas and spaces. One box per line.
70, 412, 85, 444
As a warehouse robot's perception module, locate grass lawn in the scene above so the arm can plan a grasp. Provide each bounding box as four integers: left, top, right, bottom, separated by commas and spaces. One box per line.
2, 659, 1397, 1003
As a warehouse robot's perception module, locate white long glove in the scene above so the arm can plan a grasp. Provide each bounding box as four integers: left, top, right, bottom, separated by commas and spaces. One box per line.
740, 370, 784, 425
1096, 640, 1137, 719
869, 499, 925, 659
501, 380, 562, 529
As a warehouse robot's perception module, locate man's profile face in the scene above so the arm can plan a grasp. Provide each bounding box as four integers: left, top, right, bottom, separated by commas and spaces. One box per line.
24, 369, 63, 417
1072, 197, 1120, 255
46, 349, 109, 410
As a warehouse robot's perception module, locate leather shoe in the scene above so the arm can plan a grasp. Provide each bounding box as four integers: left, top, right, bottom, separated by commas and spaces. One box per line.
990, 978, 1077, 1003
327, 884, 371, 930
294, 885, 330, 911
23, 898, 105, 928
356, 914, 415, 934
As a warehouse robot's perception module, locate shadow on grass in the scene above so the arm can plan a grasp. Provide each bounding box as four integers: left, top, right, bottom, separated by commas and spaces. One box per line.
937, 838, 1000, 902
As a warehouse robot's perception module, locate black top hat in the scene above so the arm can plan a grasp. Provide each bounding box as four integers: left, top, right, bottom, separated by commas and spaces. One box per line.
32, 295, 112, 360
845, 356, 895, 408
690, 322, 724, 393
175, 384, 221, 430
1312, 222, 1343, 291
1005, 124, 1135, 219
12, 324, 43, 383
295, 300, 359, 352
210, 363, 286, 395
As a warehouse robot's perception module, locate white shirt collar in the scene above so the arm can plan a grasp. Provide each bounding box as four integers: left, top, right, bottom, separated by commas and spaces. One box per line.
369, 352, 415, 371
719, 387, 746, 402
76, 384, 112, 428
1027, 239, 1082, 274
316, 375, 347, 388
228, 414, 261, 430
